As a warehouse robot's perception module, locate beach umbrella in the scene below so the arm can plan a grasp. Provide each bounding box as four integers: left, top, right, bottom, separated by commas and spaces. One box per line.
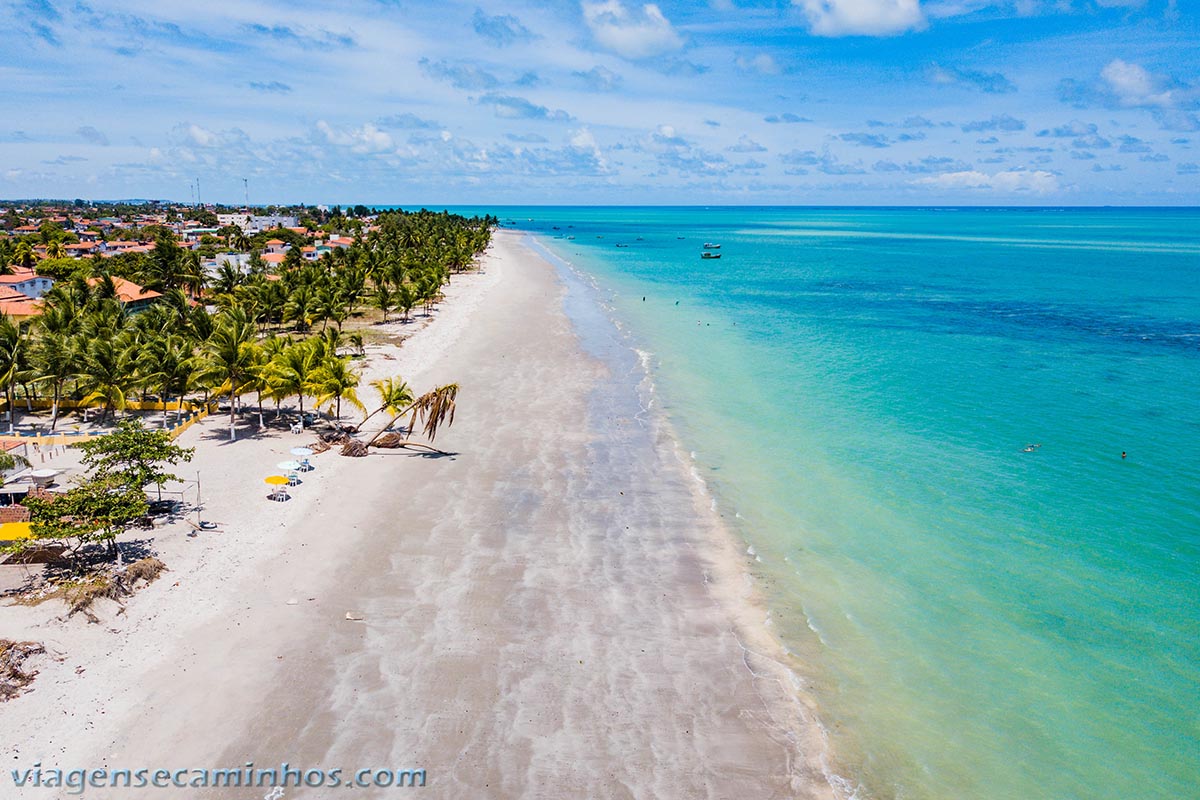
277, 460, 302, 471
264, 475, 289, 486
290, 447, 313, 457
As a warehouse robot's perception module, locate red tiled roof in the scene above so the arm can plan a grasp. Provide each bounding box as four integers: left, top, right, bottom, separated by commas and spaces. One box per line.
0, 297, 43, 317
86, 277, 162, 303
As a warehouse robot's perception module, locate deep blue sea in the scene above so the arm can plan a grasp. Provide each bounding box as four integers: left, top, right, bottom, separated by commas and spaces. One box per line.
449, 206, 1200, 800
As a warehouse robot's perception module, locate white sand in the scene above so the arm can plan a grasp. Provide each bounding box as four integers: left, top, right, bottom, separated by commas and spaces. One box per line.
1, 232, 833, 799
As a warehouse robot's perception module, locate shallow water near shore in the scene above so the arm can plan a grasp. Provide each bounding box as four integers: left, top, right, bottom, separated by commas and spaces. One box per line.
472, 207, 1200, 800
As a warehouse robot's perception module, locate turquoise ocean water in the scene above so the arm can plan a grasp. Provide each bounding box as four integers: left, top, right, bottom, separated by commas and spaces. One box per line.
455, 206, 1199, 799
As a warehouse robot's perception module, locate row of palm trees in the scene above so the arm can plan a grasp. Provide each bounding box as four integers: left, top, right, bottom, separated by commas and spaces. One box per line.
0, 283, 365, 440
0, 209, 492, 441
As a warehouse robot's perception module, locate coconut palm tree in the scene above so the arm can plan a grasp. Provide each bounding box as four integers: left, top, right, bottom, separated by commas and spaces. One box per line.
10, 241, 35, 269
79, 335, 138, 423
30, 330, 78, 431
312, 355, 364, 422
199, 308, 257, 441
359, 376, 414, 430
366, 383, 458, 451
374, 283, 394, 322
0, 316, 22, 433
267, 339, 320, 425
139, 333, 196, 429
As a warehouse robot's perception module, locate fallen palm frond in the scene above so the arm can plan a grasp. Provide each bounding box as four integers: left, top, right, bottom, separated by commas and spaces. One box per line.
340, 440, 369, 457
0, 640, 45, 701
320, 430, 353, 445
309, 440, 331, 454
365, 384, 459, 454
408, 383, 457, 442
125, 557, 167, 584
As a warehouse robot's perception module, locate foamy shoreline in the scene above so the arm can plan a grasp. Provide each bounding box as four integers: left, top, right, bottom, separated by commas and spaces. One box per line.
3, 230, 834, 799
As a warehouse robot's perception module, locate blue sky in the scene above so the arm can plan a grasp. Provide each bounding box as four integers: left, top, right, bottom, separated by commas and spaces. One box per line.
1, 0, 1197, 204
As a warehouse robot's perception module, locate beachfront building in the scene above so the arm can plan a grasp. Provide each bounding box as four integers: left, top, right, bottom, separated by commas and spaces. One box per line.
0, 266, 53, 299
215, 213, 299, 233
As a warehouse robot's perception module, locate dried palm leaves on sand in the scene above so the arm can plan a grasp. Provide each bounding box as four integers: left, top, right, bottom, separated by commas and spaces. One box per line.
0, 640, 45, 701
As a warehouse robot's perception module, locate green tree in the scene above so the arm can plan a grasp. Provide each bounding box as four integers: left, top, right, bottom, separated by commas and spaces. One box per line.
80, 336, 138, 423
139, 334, 196, 428
312, 355, 364, 422
76, 418, 195, 499
268, 340, 320, 425
24, 475, 149, 565
30, 330, 78, 430
199, 308, 257, 441
0, 315, 23, 433
360, 376, 413, 429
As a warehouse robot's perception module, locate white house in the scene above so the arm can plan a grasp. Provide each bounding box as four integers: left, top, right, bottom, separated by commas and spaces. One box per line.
0, 266, 53, 298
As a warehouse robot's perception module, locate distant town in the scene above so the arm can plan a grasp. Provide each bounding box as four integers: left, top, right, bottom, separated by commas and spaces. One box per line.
0, 200, 382, 321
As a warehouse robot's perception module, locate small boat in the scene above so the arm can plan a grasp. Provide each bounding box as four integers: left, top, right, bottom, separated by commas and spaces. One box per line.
701, 252, 722, 260
616, 243, 628, 248
703, 242, 721, 249
566, 235, 575, 240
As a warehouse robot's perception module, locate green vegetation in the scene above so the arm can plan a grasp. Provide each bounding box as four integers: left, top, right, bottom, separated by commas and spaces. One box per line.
0, 206, 493, 440
0, 204, 489, 570
18, 421, 193, 566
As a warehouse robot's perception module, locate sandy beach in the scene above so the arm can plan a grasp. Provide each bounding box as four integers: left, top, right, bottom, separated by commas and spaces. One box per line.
2, 231, 831, 799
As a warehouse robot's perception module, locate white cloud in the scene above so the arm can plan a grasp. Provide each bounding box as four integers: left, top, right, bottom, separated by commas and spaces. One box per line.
736, 53, 782, 75
917, 168, 1058, 193
316, 121, 394, 154
1100, 59, 1174, 108
187, 124, 217, 148
581, 1, 683, 59
795, 0, 925, 36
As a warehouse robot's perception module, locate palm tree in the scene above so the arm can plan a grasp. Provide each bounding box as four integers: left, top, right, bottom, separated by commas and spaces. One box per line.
199, 308, 257, 441
242, 342, 274, 429
314, 285, 345, 331
267, 340, 320, 425
212, 261, 244, 295
359, 376, 413, 429
284, 285, 314, 331
366, 383, 458, 452
11, 241, 35, 269
140, 333, 196, 429
46, 240, 67, 259
395, 282, 418, 322
374, 283, 394, 322
0, 316, 22, 433
0, 449, 31, 487
80, 336, 138, 423
30, 330, 78, 430
312, 355, 364, 422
